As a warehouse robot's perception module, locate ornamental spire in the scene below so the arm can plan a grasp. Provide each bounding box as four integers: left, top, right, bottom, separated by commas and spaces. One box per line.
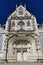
24, 4, 26, 10
16, 4, 17, 9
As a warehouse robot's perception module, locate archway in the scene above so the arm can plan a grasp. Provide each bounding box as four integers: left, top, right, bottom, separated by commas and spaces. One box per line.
7, 36, 36, 61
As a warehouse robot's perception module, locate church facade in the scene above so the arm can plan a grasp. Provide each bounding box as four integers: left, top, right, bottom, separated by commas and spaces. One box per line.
0, 5, 43, 62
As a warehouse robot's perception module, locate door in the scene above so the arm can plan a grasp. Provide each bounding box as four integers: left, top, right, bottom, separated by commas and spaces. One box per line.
17, 52, 22, 61
23, 52, 27, 61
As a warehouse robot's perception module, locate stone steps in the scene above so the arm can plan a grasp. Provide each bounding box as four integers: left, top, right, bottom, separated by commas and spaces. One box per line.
0, 62, 43, 65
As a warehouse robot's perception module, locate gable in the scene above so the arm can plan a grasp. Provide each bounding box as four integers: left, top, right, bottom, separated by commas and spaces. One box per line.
8, 5, 33, 19
5, 5, 37, 32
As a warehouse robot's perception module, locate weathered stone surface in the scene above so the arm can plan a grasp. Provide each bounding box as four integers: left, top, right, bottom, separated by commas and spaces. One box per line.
0, 5, 43, 63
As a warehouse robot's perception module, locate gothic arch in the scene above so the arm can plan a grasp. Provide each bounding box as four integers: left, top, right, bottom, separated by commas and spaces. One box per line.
8, 35, 35, 44
6, 35, 37, 62
7, 34, 36, 43
17, 21, 25, 26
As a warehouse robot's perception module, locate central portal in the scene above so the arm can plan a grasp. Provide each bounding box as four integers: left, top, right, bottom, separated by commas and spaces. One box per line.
17, 52, 22, 61
7, 36, 37, 62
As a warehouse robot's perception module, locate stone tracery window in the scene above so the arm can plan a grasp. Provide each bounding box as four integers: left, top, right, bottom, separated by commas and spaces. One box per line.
17, 21, 25, 30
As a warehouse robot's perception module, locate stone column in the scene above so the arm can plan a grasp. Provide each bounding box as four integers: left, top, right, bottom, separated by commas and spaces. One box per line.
21, 48, 23, 61
27, 43, 31, 53
27, 43, 32, 60
3, 36, 9, 62
15, 48, 17, 61
36, 42, 42, 60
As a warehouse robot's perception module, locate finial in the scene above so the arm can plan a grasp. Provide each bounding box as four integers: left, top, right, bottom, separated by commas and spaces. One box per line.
16, 4, 17, 11
24, 4, 26, 10
16, 4, 17, 9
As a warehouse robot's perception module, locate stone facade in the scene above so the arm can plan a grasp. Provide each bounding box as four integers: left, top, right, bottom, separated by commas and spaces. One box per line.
0, 5, 43, 62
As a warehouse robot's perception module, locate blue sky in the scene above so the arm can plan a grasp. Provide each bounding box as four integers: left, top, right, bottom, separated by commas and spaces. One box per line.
0, 0, 43, 25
